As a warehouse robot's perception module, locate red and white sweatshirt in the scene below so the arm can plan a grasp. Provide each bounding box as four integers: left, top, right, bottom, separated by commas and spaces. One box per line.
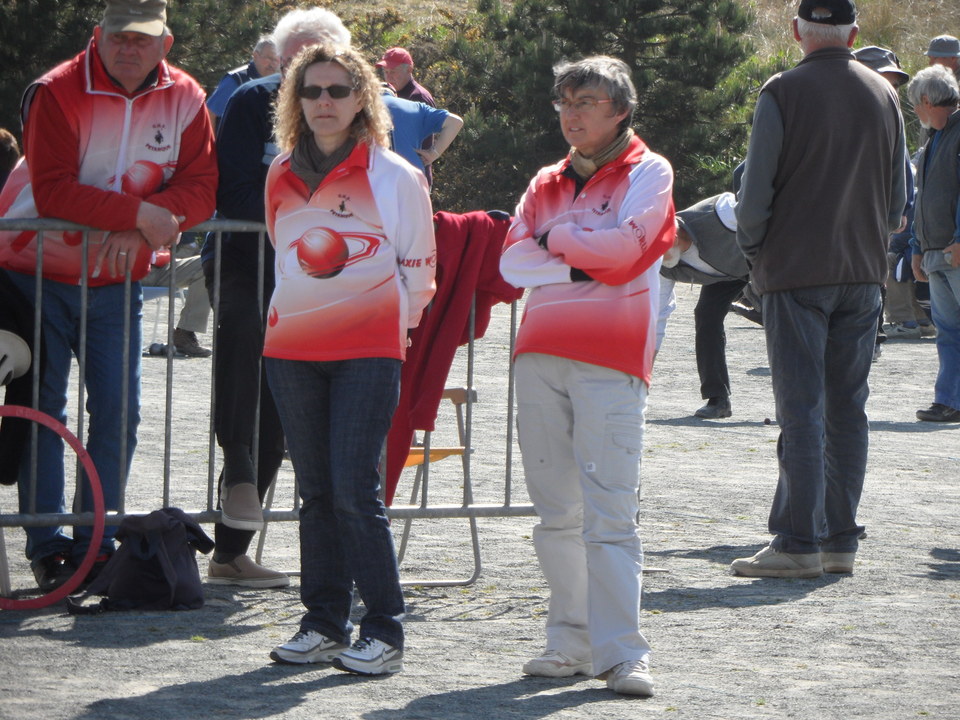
0, 37, 217, 286
500, 136, 675, 385
263, 142, 436, 362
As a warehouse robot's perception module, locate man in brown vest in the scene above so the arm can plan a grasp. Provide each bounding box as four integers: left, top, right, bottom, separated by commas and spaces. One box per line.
732, 0, 907, 578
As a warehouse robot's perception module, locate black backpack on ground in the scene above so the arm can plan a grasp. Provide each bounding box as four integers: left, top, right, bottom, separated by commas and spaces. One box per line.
67, 507, 214, 614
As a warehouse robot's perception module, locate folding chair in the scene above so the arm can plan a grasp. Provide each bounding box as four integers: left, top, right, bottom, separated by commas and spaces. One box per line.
254, 387, 481, 588
394, 386, 481, 587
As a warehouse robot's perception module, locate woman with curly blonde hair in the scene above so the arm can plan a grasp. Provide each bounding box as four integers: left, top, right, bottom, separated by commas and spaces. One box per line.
273, 43, 391, 153
263, 40, 435, 676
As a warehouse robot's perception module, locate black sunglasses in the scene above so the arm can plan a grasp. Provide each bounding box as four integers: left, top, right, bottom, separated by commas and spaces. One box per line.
298, 84, 355, 100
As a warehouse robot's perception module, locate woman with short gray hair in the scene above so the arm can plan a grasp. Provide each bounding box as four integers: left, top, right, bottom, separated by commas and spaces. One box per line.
501, 55, 675, 697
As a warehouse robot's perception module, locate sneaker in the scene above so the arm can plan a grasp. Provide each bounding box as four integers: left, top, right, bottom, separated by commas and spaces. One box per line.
220, 482, 264, 531
885, 323, 922, 340
916, 403, 960, 423
208, 555, 290, 588
522, 650, 592, 678
332, 637, 404, 676
919, 323, 937, 338
32, 552, 76, 593
694, 397, 732, 419
821, 551, 856, 574
604, 660, 654, 697
730, 544, 822, 578
173, 328, 212, 358
270, 630, 349, 664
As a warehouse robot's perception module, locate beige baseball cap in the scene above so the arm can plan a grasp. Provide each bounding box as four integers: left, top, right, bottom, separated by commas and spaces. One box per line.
101, 0, 167, 37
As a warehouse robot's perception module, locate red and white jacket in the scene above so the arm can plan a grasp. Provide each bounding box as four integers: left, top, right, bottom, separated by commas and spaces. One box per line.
263, 142, 436, 362
500, 136, 675, 384
0, 37, 217, 286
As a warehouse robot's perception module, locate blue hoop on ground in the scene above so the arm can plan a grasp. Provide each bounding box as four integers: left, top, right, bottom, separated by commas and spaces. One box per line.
0, 405, 105, 611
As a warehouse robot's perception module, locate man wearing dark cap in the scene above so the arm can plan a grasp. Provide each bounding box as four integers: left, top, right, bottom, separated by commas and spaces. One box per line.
854, 46, 935, 340
0, 0, 217, 592
925, 35, 960, 77
732, 0, 907, 578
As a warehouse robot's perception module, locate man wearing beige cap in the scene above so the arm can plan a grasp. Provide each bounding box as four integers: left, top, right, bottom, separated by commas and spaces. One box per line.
925, 35, 960, 77
0, 0, 216, 593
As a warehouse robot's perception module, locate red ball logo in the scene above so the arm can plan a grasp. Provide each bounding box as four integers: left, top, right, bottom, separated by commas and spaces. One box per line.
121, 161, 163, 196
296, 228, 349, 279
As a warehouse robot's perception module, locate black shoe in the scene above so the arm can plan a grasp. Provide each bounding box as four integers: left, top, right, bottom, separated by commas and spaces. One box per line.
80, 553, 113, 591
730, 302, 763, 326
173, 328, 212, 358
916, 403, 960, 422
32, 552, 76, 593
694, 397, 732, 419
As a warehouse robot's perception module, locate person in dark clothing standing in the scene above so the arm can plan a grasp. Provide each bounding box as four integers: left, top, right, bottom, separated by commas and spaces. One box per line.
201, 6, 351, 588
732, 0, 907, 578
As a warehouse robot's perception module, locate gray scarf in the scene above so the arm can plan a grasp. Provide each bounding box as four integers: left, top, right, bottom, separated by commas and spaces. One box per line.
290, 133, 356, 193
569, 128, 634, 180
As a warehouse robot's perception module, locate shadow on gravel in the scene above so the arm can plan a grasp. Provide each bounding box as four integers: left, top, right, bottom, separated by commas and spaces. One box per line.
925, 547, 960, 580
0, 586, 295, 648
363, 677, 630, 720
642, 543, 844, 612
647, 417, 769, 428
72, 663, 359, 720
868, 420, 960, 433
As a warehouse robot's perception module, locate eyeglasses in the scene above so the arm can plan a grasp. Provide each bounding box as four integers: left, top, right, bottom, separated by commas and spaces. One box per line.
552, 98, 614, 113
298, 84, 355, 100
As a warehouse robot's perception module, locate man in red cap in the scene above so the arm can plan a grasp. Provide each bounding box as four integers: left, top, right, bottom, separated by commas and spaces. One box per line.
376, 47, 434, 106
376, 47, 440, 185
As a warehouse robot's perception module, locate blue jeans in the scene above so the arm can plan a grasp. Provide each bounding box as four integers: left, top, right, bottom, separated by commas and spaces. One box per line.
6, 270, 141, 566
922, 251, 960, 410
266, 356, 405, 649
762, 283, 879, 554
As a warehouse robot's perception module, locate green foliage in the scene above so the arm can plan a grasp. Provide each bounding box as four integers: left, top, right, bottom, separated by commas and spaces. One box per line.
165, 0, 281, 93
0, 0, 766, 216
424, 0, 757, 211
0, 0, 283, 136
0, 0, 102, 133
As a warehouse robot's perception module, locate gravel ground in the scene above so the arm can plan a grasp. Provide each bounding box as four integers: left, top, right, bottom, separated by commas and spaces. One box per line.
1, 282, 958, 720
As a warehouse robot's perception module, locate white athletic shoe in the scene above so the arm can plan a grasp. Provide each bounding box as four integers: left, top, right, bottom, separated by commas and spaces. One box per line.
522, 650, 592, 677
332, 637, 404, 675
605, 659, 655, 696
270, 630, 349, 664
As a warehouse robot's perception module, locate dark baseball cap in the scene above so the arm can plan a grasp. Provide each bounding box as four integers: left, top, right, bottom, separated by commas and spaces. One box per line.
797, 0, 857, 25
853, 46, 910, 85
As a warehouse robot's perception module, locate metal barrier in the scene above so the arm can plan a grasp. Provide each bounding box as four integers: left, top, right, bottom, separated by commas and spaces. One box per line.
0, 218, 534, 597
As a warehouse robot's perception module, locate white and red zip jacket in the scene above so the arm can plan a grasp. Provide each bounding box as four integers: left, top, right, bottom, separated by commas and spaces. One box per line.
500, 135, 675, 385
263, 141, 436, 362
0, 37, 217, 286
